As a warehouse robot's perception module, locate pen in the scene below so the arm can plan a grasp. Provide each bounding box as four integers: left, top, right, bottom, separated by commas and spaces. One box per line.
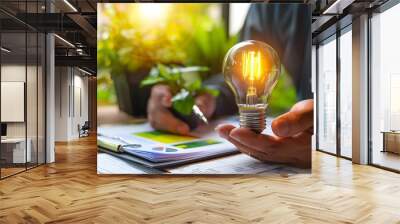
98, 133, 141, 152
192, 105, 208, 124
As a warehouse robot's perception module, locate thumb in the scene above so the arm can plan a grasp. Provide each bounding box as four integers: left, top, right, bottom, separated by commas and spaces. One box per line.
271, 99, 313, 137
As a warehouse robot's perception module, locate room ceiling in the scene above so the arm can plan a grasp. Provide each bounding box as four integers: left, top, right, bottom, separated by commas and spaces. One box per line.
1, 0, 393, 75
0, 0, 97, 74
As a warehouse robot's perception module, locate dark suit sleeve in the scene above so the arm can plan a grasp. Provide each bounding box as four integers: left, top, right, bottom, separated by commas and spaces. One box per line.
241, 4, 312, 101
203, 4, 313, 118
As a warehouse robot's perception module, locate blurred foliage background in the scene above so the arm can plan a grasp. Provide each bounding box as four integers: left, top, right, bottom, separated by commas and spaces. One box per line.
97, 3, 296, 116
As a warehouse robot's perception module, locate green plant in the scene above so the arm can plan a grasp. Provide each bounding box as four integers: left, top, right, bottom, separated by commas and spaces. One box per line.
141, 64, 219, 115
98, 5, 236, 77
97, 70, 117, 105
185, 18, 238, 76
268, 66, 297, 116
98, 4, 190, 77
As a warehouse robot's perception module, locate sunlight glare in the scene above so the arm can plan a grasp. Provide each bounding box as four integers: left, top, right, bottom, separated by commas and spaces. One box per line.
138, 4, 169, 23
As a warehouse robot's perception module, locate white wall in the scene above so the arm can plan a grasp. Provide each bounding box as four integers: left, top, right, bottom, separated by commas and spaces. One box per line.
54, 67, 89, 141
1, 64, 46, 164
55, 66, 69, 141
1, 65, 30, 137
72, 72, 89, 138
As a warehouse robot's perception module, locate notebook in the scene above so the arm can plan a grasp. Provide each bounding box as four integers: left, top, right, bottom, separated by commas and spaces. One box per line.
97, 117, 239, 167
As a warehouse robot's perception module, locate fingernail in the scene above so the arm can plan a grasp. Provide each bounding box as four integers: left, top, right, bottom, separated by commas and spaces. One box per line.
215, 126, 229, 139
276, 120, 289, 136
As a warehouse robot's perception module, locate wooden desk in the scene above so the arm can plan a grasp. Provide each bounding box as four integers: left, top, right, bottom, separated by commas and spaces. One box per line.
97, 152, 307, 175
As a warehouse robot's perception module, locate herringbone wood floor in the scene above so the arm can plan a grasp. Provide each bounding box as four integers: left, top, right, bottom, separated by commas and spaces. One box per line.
0, 135, 400, 224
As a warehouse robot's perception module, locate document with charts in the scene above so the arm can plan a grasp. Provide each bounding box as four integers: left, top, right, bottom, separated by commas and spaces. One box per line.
97, 117, 239, 163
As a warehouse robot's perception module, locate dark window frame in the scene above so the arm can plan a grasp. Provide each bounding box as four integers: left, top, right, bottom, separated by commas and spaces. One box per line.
0, 0, 47, 180
314, 20, 353, 161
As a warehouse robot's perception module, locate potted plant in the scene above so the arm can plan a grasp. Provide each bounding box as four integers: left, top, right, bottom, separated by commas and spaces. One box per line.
98, 4, 237, 116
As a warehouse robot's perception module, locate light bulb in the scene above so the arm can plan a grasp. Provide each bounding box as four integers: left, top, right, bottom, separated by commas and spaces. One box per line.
223, 40, 280, 133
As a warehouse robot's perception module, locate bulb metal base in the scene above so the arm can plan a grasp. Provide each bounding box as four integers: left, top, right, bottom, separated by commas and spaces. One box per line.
239, 106, 266, 133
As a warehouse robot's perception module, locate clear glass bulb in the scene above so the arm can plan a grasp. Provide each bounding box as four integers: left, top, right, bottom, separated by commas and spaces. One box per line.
223, 40, 281, 133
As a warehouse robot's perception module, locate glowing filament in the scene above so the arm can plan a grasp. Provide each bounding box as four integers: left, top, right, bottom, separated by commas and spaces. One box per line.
242, 51, 262, 81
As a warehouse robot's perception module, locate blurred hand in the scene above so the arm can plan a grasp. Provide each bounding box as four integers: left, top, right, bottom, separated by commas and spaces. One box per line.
194, 92, 216, 119
216, 99, 313, 168
148, 84, 216, 135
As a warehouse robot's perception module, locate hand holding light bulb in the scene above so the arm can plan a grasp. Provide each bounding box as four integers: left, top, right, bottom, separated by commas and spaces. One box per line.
146, 40, 312, 167
217, 40, 313, 168
216, 99, 313, 168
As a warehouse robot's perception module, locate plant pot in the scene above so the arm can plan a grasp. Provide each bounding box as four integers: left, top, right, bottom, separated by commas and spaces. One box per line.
111, 68, 151, 117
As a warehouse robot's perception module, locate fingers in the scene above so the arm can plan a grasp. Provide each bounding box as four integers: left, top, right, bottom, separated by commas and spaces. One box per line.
216, 124, 280, 154
148, 107, 190, 135
216, 124, 312, 168
148, 85, 189, 135
151, 84, 172, 107
195, 93, 216, 119
223, 134, 270, 162
271, 99, 314, 137
229, 127, 279, 153
216, 125, 270, 161
215, 124, 235, 139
